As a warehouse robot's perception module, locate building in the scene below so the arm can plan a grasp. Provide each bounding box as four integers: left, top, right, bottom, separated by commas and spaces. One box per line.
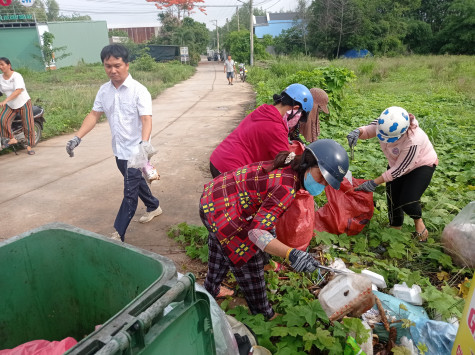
108, 24, 159, 44
254, 12, 300, 39
0, 17, 109, 70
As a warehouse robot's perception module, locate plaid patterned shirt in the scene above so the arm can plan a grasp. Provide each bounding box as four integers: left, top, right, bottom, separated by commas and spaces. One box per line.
200, 161, 298, 267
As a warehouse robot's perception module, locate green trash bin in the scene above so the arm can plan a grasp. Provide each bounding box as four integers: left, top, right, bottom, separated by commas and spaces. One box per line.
0, 223, 216, 355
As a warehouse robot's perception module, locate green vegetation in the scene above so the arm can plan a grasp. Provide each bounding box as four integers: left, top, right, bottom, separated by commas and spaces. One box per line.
168, 55, 474, 354
19, 61, 195, 139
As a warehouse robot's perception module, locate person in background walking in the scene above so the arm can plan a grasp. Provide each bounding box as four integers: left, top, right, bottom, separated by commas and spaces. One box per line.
0, 57, 36, 155
65, 44, 162, 242
347, 106, 438, 242
224, 55, 236, 85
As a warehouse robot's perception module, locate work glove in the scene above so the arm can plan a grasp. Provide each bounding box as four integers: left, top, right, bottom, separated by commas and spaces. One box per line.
288, 249, 320, 273
355, 180, 378, 192
140, 141, 156, 159
347, 129, 360, 148
66, 136, 81, 157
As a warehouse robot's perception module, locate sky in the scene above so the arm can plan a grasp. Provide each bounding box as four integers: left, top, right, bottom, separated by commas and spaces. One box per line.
53, 0, 301, 29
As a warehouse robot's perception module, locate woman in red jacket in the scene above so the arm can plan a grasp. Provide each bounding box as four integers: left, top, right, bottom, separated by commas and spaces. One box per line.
209, 84, 313, 178
201, 139, 349, 319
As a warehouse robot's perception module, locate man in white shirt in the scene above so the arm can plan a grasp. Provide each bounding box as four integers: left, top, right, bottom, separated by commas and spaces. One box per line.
224, 55, 236, 85
65, 44, 161, 242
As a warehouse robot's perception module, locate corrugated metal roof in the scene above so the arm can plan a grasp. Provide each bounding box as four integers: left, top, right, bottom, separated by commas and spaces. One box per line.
269, 12, 298, 21
255, 15, 267, 25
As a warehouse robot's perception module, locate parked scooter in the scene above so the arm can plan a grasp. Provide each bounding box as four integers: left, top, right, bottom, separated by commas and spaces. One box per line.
238, 63, 247, 82
0, 93, 45, 153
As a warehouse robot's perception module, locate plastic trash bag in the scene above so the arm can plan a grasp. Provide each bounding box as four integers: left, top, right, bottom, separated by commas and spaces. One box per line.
275, 189, 315, 251
441, 201, 475, 268
127, 142, 157, 170
0, 337, 77, 355
314, 177, 374, 236
410, 319, 458, 355
275, 140, 315, 251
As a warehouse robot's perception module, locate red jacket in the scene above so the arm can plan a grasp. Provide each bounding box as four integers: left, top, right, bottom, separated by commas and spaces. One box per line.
210, 104, 290, 173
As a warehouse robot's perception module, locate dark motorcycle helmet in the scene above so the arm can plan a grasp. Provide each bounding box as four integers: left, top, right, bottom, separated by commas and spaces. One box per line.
304, 139, 349, 190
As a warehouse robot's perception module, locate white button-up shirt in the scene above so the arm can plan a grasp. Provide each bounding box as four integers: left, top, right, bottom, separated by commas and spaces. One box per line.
92, 74, 152, 160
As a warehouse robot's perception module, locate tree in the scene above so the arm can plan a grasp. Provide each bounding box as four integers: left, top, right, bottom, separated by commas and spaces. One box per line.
146, 0, 205, 22
295, 0, 310, 55
35, 31, 71, 69
223, 30, 268, 63
274, 26, 307, 55
45, 0, 59, 21
436, 0, 475, 54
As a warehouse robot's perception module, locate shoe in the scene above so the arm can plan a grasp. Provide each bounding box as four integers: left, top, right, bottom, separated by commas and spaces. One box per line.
110, 231, 122, 241
139, 206, 162, 223
27, 150, 35, 155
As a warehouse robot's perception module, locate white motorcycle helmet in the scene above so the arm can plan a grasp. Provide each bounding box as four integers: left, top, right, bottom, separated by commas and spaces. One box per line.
376, 106, 410, 143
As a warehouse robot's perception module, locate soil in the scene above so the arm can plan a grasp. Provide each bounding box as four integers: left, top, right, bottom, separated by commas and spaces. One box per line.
0, 58, 255, 277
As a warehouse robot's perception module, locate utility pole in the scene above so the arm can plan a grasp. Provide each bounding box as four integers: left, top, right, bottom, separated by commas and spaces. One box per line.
211, 20, 220, 55
226, 18, 229, 32
249, 0, 254, 65
236, 6, 240, 31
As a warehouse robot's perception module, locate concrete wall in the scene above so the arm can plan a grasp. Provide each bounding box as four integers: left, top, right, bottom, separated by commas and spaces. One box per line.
47, 21, 109, 68
0, 27, 44, 71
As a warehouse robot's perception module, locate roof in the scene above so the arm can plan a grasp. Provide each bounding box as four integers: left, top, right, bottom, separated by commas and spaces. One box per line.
255, 16, 267, 25
268, 12, 298, 21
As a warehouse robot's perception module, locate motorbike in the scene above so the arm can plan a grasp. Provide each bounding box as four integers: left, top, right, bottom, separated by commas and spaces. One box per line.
0, 92, 45, 153
239, 63, 247, 82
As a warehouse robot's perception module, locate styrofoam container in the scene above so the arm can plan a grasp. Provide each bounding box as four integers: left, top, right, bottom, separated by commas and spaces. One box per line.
390, 282, 423, 306
362, 269, 387, 289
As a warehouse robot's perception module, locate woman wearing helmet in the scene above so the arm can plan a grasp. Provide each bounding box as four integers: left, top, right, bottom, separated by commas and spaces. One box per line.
201, 139, 349, 319
209, 83, 313, 178
347, 106, 438, 241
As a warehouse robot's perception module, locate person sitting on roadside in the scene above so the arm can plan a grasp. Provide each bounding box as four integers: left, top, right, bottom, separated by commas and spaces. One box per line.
200, 139, 349, 319
347, 106, 438, 242
0, 57, 36, 155
209, 83, 313, 179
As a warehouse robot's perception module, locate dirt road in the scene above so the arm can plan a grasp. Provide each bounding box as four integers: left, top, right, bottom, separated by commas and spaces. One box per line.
0, 59, 254, 273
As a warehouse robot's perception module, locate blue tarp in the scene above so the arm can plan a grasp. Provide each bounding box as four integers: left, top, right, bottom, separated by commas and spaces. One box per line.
341, 49, 372, 58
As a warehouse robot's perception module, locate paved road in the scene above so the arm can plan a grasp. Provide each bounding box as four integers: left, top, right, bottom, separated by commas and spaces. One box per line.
0, 59, 254, 272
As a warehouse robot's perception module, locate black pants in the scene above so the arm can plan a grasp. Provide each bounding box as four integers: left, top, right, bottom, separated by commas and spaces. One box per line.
386, 165, 436, 227
209, 161, 221, 178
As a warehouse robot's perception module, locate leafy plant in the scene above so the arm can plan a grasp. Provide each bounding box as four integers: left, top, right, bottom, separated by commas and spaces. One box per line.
167, 222, 209, 262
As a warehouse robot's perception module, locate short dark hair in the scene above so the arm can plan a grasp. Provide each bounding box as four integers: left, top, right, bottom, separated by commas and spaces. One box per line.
0, 57, 12, 67
100, 44, 129, 64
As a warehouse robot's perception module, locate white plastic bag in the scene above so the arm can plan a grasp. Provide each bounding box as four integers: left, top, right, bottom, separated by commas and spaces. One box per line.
441, 201, 475, 268
127, 142, 157, 170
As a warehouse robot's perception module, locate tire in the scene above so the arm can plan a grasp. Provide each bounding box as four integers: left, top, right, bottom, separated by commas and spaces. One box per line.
34, 121, 42, 146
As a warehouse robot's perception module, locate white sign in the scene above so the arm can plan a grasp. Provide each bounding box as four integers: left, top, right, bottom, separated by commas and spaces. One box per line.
21, 0, 34, 7
180, 47, 188, 55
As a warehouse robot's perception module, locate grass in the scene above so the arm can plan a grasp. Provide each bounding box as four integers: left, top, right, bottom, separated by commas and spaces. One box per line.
17, 61, 195, 139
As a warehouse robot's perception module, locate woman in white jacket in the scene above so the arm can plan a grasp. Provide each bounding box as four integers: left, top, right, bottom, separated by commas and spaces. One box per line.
347, 106, 438, 241
0, 57, 35, 155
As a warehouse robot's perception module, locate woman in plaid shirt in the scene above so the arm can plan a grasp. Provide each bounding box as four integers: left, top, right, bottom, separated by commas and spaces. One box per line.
200, 139, 349, 319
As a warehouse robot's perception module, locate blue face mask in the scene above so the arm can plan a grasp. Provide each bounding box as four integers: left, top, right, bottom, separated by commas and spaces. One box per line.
304, 171, 325, 196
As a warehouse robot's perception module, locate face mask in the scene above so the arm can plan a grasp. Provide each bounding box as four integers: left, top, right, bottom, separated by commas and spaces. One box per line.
304, 171, 325, 196
284, 109, 302, 129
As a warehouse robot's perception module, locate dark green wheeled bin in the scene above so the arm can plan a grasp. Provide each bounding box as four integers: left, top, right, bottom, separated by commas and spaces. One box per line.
0, 223, 215, 354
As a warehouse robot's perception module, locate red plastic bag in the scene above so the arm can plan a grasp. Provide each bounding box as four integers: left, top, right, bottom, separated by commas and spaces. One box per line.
314, 178, 374, 236
0, 337, 77, 355
275, 189, 315, 251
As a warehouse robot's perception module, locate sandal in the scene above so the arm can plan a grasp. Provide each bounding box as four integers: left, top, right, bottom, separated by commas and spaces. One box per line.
412, 227, 428, 242
216, 285, 236, 299
27, 150, 35, 155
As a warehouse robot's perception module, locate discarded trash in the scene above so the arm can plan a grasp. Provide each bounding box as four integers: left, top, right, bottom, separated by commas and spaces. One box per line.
344, 336, 364, 355
142, 161, 160, 183
362, 269, 387, 290
451, 272, 475, 354
329, 258, 355, 273
389, 282, 423, 306
370, 291, 428, 344
0, 337, 77, 355
441, 201, 475, 268
318, 273, 375, 321
410, 319, 458, 355
399, 336, 418, 355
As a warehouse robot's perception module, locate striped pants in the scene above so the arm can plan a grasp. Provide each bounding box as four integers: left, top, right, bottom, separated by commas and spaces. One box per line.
0, 99, 35, 147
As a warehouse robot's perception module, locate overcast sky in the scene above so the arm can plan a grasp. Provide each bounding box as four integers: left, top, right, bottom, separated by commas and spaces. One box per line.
54, 0, 301, 29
